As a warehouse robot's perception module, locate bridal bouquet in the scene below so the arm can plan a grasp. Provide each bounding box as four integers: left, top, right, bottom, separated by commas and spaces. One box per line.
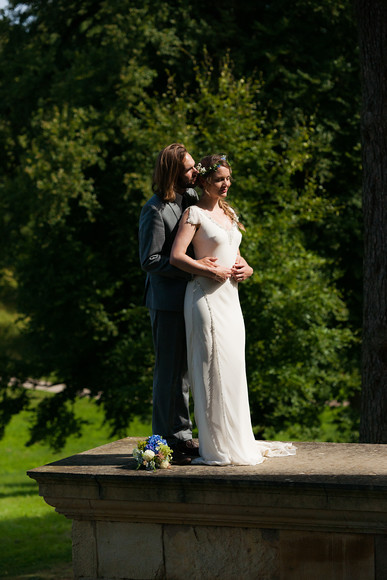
133, 435, 173, 471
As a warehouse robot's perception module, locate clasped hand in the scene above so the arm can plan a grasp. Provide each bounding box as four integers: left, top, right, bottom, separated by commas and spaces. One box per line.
231, 257, 254, 282
197, 256, 253, 282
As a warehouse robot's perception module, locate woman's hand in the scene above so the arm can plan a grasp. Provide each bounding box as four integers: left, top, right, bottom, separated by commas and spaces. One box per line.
231, 256, 253, 282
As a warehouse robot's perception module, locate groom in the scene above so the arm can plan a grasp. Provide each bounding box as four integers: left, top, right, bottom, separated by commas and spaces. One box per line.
139, 143, 200, 464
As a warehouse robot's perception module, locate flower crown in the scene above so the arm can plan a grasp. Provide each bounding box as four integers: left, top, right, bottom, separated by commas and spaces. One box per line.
196, 155, 228, 177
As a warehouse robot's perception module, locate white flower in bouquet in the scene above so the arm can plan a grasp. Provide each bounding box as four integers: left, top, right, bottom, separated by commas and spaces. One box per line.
143, 449, 155, 462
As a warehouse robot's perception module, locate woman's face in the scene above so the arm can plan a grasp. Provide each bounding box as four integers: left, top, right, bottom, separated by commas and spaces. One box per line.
205, 165, 231, 199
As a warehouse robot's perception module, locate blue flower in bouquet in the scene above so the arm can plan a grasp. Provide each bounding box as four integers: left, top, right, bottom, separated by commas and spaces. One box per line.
145, 434, 168, 453
133, 434, 173, 471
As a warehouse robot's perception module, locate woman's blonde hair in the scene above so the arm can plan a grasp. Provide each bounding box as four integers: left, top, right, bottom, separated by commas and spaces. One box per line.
152, 143, 188, 202
197, 154, 245, 231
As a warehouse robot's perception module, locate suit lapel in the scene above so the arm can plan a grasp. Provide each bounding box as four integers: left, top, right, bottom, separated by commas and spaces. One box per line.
165, 190, 196, 230
166, 201, 182, 226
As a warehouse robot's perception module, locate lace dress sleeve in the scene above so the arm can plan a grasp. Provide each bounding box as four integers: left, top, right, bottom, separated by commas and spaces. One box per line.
185, 205, 202, 226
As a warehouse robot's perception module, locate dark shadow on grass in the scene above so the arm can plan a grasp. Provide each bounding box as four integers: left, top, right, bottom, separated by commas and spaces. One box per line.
0, 511, 72, 578
0, 480, 38, 499
3, 562, 73, 580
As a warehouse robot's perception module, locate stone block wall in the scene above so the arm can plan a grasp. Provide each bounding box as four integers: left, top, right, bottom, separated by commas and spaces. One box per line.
28, 439, 387, 580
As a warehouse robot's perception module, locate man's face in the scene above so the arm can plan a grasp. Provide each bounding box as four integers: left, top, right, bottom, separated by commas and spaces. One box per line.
177, 153, 198, 190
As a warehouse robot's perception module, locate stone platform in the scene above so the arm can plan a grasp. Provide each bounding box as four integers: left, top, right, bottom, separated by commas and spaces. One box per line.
27, 439, 387, 580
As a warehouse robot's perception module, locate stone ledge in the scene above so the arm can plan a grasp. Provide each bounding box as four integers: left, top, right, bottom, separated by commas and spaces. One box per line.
27, 439, 387, 580
27, 439, 387, 534
27, 439, 387, 485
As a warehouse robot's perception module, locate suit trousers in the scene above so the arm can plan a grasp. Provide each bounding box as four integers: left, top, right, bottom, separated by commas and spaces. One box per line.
149, 309, 192, 444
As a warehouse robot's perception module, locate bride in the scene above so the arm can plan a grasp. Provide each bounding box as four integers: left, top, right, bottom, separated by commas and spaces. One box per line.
170, 154, 296, 465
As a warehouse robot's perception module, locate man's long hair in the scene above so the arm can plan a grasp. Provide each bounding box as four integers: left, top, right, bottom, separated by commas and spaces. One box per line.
152, 143, 187, 202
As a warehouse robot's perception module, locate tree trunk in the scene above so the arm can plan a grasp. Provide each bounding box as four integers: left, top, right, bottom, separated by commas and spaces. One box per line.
355, 0, 387, 442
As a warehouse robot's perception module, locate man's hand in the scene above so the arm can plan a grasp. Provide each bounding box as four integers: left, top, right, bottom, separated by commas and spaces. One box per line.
196, 257, 232, 282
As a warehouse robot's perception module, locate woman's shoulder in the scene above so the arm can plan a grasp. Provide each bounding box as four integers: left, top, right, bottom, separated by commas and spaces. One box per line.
184, 204, 203, 225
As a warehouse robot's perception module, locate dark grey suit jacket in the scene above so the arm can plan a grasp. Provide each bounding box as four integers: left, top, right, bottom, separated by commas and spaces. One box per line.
139, 188, 198, 312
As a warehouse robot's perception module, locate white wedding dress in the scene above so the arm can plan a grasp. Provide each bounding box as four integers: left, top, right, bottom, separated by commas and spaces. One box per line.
184, 206, 296, 466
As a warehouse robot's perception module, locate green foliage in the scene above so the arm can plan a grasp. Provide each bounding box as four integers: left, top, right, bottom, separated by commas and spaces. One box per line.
152, 61, 360, 440
0, 0, 361, 447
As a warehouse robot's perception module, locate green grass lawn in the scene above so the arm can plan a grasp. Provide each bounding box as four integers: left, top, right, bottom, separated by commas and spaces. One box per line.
0, 393, 151, 579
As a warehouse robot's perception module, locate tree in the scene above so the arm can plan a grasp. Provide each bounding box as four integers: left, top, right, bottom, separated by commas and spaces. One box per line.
0, 0, 160, 447
355, 0, 387, 443
0, 0, 361, 447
